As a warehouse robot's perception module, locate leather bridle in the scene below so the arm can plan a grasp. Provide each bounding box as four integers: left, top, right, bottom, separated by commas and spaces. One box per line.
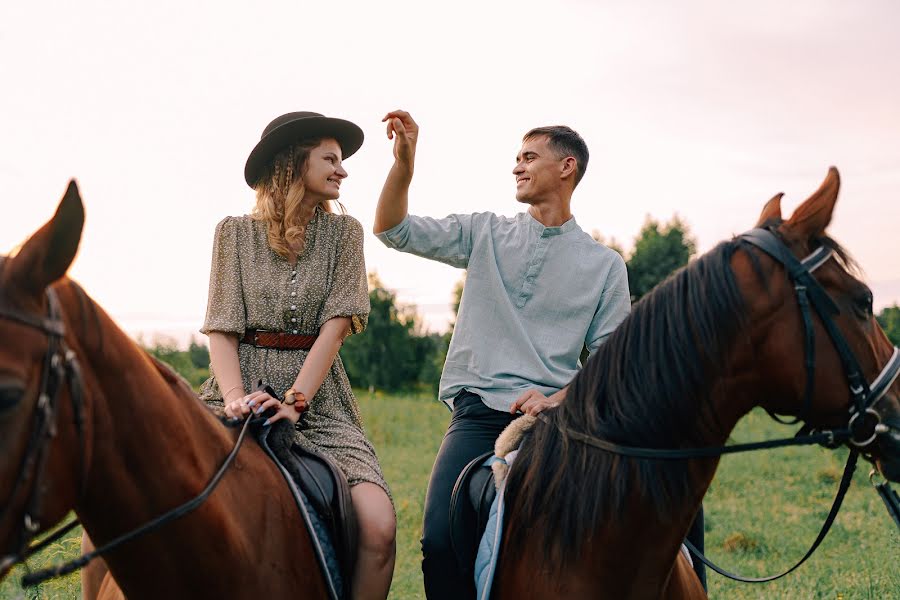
539, 227, 900, 582
0, 264, 88, 576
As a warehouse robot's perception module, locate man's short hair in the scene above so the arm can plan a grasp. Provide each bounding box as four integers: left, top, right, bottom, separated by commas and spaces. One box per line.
523, 126, 589, 187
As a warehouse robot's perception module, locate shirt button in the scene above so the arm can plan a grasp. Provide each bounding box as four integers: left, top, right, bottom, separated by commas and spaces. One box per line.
291, 291, 296, 296
292, 330, 298, 334
291, 280, 296, 284
291, 317, 297, 322
291, 305, 297, 310
291, 270, 297, 276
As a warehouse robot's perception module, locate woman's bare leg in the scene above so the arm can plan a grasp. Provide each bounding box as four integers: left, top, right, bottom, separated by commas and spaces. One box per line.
349, 483, 396, 600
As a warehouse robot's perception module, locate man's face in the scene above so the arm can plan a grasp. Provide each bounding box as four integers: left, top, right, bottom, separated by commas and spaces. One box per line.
512, 135, 563, 204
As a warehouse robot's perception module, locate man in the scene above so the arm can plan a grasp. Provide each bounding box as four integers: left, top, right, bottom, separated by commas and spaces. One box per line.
374, 110, 631, 599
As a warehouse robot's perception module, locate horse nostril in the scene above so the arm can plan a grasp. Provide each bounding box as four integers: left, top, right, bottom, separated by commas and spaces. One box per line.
0, 385, 25, 412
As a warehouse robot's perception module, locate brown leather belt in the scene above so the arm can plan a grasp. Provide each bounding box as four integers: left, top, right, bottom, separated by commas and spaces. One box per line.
240, 329, 318, 350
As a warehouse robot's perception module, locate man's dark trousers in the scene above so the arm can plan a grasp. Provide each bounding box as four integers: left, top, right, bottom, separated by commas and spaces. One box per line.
421, 391, 517, 600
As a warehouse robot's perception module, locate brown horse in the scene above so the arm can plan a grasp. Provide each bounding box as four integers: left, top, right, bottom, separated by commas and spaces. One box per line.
0, 182, 330, 598
495, 168, 900, 599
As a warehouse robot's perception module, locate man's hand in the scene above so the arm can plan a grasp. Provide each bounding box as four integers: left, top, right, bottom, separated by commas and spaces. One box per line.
382, 110, 419, 171
510, 389, 560, 416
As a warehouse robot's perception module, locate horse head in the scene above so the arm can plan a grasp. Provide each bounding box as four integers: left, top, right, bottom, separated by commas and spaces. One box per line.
741, 167, 900, 480
0, 182, 87, 575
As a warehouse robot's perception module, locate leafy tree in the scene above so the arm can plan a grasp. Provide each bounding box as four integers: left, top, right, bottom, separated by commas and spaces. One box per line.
142, 337, 210, 390
625, 215, 696, 302
341, 274, 422, 391
877, 305, 900, 346
188, 337, 210, 369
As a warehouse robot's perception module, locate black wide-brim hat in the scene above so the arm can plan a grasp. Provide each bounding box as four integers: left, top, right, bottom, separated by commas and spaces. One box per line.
244, 111, 364, 188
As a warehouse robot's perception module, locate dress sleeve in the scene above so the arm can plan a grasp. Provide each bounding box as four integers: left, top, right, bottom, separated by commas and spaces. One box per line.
319, 216, 370, 335
200, 217, 247, 336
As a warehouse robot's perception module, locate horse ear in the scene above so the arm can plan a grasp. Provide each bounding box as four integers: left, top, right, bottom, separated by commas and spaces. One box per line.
755, 192, 783, 227
10, 181, 85, 295
784, 167, 840, 239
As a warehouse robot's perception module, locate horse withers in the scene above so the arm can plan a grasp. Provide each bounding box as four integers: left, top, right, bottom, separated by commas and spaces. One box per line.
494, 168, 900, 599
0, 182, 332, 598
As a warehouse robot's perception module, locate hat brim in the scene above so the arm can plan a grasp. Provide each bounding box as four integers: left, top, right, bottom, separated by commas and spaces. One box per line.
244, 116, 364, 188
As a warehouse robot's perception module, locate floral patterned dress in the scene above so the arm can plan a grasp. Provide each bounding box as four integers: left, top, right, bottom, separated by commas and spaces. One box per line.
198, 207, 389, 497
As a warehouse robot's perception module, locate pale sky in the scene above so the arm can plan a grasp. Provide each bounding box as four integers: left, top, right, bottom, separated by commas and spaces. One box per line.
2, 1, 899, 345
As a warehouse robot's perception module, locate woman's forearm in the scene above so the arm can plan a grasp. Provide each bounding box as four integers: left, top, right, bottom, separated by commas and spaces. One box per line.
290, 317, 351, 400
208, 332, 245, 402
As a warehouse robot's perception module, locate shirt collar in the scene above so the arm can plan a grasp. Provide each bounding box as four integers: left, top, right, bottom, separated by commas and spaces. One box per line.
523, 211, 578, 237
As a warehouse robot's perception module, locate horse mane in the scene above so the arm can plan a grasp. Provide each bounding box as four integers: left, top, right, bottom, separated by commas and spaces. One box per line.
505, 238, 748, 569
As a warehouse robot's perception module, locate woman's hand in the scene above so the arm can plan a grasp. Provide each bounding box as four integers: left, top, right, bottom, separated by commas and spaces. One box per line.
382, 110, 419, 170
224, 389, 301, 426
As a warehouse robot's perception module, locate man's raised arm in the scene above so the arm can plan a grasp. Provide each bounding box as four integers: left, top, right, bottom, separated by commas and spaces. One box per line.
374, 110, 419, 234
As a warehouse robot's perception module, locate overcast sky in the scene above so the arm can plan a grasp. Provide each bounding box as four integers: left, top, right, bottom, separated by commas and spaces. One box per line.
2, 0, 898, 343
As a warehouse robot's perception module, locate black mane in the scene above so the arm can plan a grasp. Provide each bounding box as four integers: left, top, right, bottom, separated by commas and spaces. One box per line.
505, 238, 748, 567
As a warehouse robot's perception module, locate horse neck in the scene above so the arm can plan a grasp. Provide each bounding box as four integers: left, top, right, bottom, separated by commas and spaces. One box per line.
59, 285, 232, 537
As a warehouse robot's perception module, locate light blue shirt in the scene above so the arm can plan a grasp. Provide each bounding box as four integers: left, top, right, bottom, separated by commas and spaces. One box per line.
376, 211, 631, 411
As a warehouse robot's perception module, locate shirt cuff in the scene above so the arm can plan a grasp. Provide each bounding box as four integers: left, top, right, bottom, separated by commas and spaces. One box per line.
375, 215, 411, 249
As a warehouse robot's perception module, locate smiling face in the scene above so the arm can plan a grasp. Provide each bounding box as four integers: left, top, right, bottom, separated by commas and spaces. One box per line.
512, 135, 574, 205
300, 138, 347, 203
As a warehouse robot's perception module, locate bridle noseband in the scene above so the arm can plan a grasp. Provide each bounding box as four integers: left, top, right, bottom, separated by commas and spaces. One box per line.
539, 227, 900, 583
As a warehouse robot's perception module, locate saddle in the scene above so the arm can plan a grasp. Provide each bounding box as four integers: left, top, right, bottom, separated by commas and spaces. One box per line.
449, 415, 538, 587
449, 450, 499, 579
249, 384, 358, 600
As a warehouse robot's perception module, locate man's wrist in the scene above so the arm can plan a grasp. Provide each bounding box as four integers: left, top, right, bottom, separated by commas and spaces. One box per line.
392, 160, 414, 178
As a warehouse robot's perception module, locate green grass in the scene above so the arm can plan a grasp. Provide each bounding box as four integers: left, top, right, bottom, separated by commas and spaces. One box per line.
3, 397, 897, 599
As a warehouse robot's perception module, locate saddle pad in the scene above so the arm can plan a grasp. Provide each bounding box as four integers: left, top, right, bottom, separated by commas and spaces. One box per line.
474, 483, 505, 600
473, 452, 514, 600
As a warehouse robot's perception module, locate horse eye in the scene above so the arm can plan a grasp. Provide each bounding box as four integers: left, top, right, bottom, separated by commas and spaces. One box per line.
853, 290, 874, 318
0, 384, 25, 412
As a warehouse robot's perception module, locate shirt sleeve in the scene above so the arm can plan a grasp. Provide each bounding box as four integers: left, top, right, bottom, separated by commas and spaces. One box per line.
586, 253, 631, 355
200, 217, 247, 336
375, 213, 475, 268
318, 216, 370, 335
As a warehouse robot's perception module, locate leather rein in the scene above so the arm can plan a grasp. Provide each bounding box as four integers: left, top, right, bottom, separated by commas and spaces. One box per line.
538, 227, 900, 583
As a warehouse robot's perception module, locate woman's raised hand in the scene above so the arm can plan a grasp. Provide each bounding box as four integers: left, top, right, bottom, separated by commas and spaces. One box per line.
382, 110, 419, 170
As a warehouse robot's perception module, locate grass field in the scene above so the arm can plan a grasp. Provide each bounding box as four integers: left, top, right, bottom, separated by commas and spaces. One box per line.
3, 391, 898, 599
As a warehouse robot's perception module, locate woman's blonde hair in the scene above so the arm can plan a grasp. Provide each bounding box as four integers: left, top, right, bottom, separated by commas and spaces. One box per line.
251, 139, 339, 258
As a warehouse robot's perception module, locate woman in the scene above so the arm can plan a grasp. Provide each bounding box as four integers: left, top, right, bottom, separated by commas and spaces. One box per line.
200, 111, 395, 599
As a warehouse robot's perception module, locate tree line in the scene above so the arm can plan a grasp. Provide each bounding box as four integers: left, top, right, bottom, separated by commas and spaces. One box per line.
145, 216, 900, 392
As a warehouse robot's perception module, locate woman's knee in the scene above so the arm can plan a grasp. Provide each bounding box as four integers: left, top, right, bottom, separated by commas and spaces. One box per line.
351, 483, 396, 555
